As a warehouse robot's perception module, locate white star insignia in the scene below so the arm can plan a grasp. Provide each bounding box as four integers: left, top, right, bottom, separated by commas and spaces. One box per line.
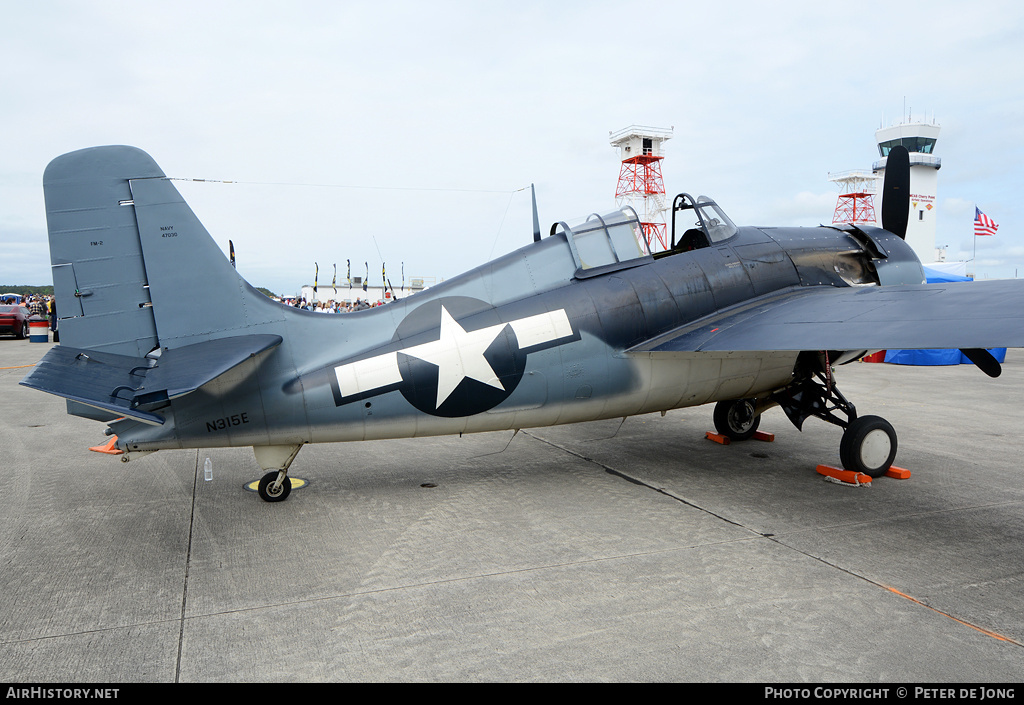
332, 306, 574, 411
401, 306, 507, 408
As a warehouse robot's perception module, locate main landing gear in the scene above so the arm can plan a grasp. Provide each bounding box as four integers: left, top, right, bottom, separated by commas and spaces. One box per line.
714, 352, 898, 478
713, 398, 761, 442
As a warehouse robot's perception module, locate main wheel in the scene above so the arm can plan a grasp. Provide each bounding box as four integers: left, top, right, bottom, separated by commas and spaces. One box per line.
840, 415, 897, 478
713, 399, 761, 441
257, 471, 292, 502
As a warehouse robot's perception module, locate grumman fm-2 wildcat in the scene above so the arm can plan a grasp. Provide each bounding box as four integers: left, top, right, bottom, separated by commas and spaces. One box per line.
22, 145, 1024, 501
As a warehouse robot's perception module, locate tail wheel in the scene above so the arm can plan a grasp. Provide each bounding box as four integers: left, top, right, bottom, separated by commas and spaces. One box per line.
840, 415, 897, 478
258, 471, 292, 502
713, 399, 761, 441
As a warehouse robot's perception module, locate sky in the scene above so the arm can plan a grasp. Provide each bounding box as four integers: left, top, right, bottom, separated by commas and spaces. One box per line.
2, 0, 1023, 296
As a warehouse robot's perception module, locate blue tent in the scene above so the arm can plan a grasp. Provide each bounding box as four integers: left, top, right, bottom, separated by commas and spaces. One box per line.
921, 266, 970, 283
883, 267, 1007, 366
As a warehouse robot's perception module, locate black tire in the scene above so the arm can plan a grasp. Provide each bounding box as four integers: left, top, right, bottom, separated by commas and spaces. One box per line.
257, 471, 292, 502
16, 322, 27, 339
840, 415, 897, 478
713, 399, 761, 441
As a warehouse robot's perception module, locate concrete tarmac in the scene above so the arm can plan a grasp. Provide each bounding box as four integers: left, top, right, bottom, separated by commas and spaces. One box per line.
2, 338, 1023, 683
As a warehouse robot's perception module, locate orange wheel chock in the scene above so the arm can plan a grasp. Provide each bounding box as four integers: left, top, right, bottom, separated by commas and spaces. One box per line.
706, 430, 775, 445
89, 436, 123, 455
816, 464, 912, 484
816, 464, 872, 485
705, 431, 730, 445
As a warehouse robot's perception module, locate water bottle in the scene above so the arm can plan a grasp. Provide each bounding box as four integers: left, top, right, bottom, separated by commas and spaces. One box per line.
204, 457, 213, 481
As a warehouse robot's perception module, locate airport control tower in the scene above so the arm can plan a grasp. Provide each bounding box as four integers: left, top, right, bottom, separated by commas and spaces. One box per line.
872, 121, 941, 262
610, 125, 673, 252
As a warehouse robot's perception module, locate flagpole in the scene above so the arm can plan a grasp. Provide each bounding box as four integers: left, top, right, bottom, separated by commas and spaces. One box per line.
972, 204, 977, 275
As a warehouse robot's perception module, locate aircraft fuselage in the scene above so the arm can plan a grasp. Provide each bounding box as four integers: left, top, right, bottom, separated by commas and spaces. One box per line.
111, 220, 920, 453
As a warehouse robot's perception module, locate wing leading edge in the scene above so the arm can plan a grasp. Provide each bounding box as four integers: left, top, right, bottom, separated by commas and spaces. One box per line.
627, 280, 1024, 354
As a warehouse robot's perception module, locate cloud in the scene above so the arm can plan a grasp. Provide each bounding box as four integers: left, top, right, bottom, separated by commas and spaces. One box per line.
0, 235, 50, 285
764, 192, 840, 227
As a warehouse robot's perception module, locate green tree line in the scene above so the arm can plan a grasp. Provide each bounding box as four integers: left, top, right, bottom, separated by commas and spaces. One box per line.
0, 285, 54, 297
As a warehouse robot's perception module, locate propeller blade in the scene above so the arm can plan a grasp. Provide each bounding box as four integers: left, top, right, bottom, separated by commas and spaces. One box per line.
960, 348, 1002, 378
881, 145, 910, 239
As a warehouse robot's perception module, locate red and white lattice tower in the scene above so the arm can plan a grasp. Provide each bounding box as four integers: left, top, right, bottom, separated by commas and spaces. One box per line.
828, 170, 880, 225
610, 125, 673, 252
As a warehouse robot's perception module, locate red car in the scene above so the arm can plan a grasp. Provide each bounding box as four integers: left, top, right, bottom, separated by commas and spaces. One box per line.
0, 304, 30, 339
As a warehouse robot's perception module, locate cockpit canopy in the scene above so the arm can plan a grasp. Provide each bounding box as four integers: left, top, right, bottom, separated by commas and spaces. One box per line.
551, 206, 649, 272
670, 194, 737, 251
550, 194, 737, 275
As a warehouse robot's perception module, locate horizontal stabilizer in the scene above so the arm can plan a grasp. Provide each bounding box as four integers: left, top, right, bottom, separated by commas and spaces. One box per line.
21, 334, 282, 424
627, 280, 1024, 354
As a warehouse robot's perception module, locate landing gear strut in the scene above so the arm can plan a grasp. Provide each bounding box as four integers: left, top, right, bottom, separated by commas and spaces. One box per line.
769, 352, 898, 478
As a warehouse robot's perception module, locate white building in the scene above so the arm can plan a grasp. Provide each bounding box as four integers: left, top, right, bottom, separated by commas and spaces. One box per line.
297, 277, 428, 307
872, 121, 942, 263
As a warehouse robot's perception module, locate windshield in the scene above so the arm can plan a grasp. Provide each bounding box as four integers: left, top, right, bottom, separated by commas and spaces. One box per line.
695, 196, 737, 242
671, 193, 737, 250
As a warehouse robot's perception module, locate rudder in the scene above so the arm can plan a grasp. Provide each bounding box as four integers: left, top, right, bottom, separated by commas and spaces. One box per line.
45, 146, 163, 357
44, 146, 278, 356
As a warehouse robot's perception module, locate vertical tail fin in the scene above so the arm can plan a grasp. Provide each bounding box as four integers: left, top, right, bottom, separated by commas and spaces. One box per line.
45, 146, 162, 356
44, 146, 279, 356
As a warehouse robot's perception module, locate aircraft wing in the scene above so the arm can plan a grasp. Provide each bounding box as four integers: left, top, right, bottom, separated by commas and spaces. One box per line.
21, 334, 282, 424
628, 280, 1024, 354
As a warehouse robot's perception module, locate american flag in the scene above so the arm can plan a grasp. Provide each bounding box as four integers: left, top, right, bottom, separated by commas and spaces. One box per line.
974, 207, 999, 237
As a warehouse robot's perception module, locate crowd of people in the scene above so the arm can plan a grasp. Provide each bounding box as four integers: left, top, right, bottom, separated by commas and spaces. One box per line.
279, 296, 394, 313
1, 293, 53, 318
1, 291, 394, 329
1, 294, 58, 337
